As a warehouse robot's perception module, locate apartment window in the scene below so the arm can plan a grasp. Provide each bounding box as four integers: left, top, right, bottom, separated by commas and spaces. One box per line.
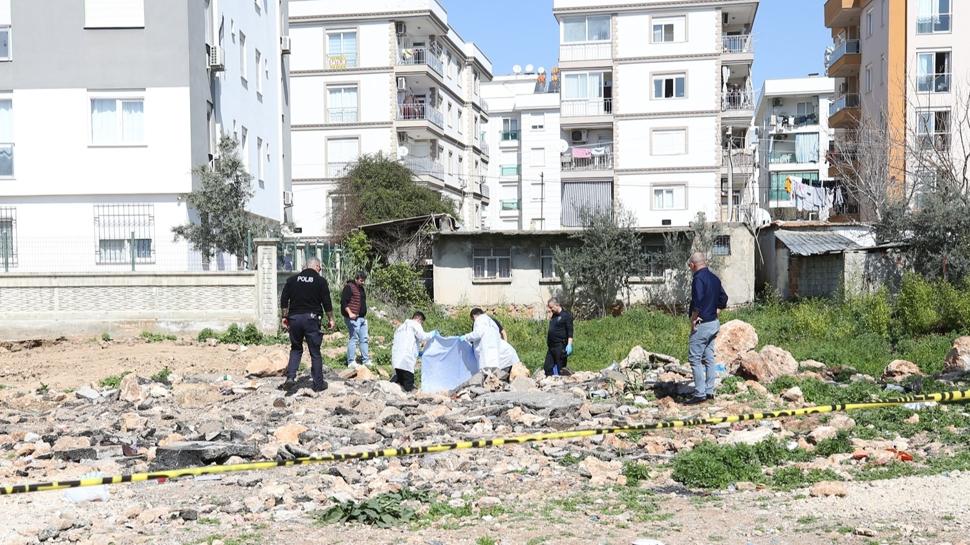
447, 102, 453, 128
531, 113, 545, 130
652, 186, 685, 210
445, 50, 453, 79
641, 245, 665, 278
563, 15, 610, 43
917, 109, 950, 150
864, 64, 872, 93
256, 137, 264, 187
651, 128, 686, 155
327, 85, 358, 123
448, 150, 454, 175
500, 165, 520, 176
90, 98, 144, 145
457, 64, 464, 87
255, 49, 263, 95
239, 31, 248, 82
531, 147, 545, 167
240, 126, 249, 170
94, 204, 155, 264
84, 0, 144, 28
917, 0, 951, 34
0, 25, 9, 62
502, 118, 519, 141
769, 172, 819, 201
713, 235, 731, 257
0, 98, 11, 177
0, 207, 14, 267
327, 30, 358, 69
473, 248, 511, 279
474, 71, 481, 95
500, 199, 519, 211
540, 248, 557, 279
866, 9, 873, 37
795, 101, 818, 122
653, 74, 685, 99
329, 194, 351, 231
327, 137, 358, 178
458, 110, 464, 134
917, 51, 951, 92
652, 16, 686, 43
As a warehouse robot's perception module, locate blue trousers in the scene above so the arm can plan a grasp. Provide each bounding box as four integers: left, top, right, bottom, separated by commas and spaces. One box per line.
688, 320, 720, 398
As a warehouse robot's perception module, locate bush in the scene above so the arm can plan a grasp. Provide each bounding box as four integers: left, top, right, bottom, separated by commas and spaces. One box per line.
151, 366, 172, 383
896, 274, 941, 336
197, 328, 217, 342
219, 324, 243, 344
622, 461, 651, 486
99, 372, 129, 389
371, 263, 430, 308
846, 289, 892, 339
140, 331, 176, 343
671, 441, 764, 489
315, 488, 431, 528
937, 281, 970, 333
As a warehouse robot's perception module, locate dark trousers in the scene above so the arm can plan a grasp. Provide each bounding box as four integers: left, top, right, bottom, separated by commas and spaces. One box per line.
287, 313, 325, 388
391, 369, 415, 392
544, 342, 568, 376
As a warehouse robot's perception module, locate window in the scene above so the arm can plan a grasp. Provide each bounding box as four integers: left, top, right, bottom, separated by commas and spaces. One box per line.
866, 9, 873, 37
90, 98, 144, 145
641, 245, 665, 278
917, 51, 951, 92
0, 98, 11, 177
0, 207, 16, 268
0, 26, 9, 62
327, 30, 358, 69
448, 150, 454, 175
255, 49, 262, 95
327, 137, 358, 178
864, 64, 872, 93
93, 204, 155, 264
651, 128, 686, 155
769, 171, 819, 201
531, 147, 545, 167
445, 50, 453, 79
652, 186, 685, 210
562, 15, 610, 43
256, 137, 264, 187
795, 101, 818, 124
502, 118, 519, 141
500, 199, 519, 211
652, 16, 685, 43
327, 85, 358, 123
917, 0, 951, 34
713, 236, 731, 256
540, 248, 557, 279
500, 165, 520, 176
239, 31, 247, 82
84, 0, 144, 28
458, 110, 464, 134
917, 109, 950, 150
531, 113, 545, 130
457, 64, 464, 87
240, 126, 248, 170
473, 248, 511, 279
447, 102, 453, 128
329, 194, 351, 231
653, 74, 685, 99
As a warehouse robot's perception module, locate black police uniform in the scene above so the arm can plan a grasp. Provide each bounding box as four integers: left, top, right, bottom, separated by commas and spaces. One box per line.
544, 309, 574, 376
280, 268, 333, 390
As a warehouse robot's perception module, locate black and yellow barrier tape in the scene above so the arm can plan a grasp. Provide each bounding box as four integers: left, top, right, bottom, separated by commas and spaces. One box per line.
2, 389, 968, 496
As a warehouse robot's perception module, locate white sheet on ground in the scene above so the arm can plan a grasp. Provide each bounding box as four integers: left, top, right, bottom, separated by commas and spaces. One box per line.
419, 335, 480, 393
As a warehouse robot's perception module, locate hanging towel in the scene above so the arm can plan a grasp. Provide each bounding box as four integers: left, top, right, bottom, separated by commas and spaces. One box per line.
572, 147, 592, 159
785, 177, 793, 194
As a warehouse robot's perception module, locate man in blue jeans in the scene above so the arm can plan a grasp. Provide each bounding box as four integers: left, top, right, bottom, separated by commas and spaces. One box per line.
684, 252, 728, 405
340, 271, 371, 367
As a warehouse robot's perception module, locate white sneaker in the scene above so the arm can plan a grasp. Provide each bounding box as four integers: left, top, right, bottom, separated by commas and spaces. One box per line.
362, 361, 373, 367
347, 362, 361, 370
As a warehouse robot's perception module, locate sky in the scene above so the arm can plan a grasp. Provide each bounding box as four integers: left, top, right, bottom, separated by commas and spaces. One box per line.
444, 0, 832, 93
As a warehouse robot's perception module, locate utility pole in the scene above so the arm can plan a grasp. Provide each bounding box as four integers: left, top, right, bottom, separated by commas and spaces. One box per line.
538, 171, 545, 231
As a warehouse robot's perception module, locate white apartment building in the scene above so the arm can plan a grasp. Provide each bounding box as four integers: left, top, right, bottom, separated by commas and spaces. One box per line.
287, 0, 493, 237
481, 73, 562, 231
752, 76, 839, 221
552, 0, 758, 227
0, 0, 290, 272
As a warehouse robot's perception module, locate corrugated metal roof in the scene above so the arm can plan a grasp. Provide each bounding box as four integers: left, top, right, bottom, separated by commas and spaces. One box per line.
775, 230, 859, 256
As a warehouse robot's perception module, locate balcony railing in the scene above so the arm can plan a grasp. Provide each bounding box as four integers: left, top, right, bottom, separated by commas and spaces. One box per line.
397, 104, 444, 128
917, 14, 951, 34
722, 91, 754, 112
917, 73, 951, 93
829, 93, 860, 117
0, 143, 13, 177
479, 140, 490, 156
561, 143, 613, 172
723, 149, 754, 170
501, 130, 520, 141
826, 39, 860, 69
722, 34, 753, 54
500, 199, 520, 211
327, 53, 358, 70
327, 162, 351, 178
398, 47, 444, 76
404, 156, 444, 181
559, 42, 612, 62
767, 151, 820, 165
561, 98, 613, 117
327, 108, 358, 124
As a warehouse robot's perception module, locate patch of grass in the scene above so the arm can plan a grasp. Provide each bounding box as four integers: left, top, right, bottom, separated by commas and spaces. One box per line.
35, 383, 49, 395
476, 538, 497, 545
140, 331, 177, 343
150, 366, 172, 383
316, 488, 432, 528
813, 431, 854, 457
197, 328, 217, 343
671, 439, 814, 489
100, 332, 112, 342
852, 405, 970, 445
768, 376, 883, 405
796, 515, 819, 525
526, 537, 550, 545
557, 453, 584, 467
719, 375, 743, 395
99, 372, 129, 389
768, 467, 842, 491
622, 461, 650, 486
197, 517, 220, 526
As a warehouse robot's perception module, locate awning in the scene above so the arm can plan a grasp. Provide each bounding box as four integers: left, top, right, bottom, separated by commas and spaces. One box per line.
775, 229, 859, 256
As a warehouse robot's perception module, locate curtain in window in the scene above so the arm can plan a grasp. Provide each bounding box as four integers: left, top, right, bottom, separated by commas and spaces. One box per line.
588, 16, 610, 41
122, 100, 144, 143
563, 19, 585, 42
564, 74, 585, 99
91, 99, 118, 144
795, 134, 819, 163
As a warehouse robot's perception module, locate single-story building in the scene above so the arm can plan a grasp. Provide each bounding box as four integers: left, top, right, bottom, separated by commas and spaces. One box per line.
432, 224, 755, 315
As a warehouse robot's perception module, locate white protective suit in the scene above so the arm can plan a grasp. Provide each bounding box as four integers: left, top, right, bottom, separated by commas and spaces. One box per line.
464, 314, 502, 369
497, 339, 520, 370
391, 319, 434, 373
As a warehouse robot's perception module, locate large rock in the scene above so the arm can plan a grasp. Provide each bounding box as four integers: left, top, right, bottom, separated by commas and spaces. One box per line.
578, 456, 626, 486
118, 374, 146, 404
245, 354, 287, 378
273, 423, 308, 444
479, 391, 582, 411
722, 426, 774, 446
881, 360, 923, 382
508, 363, 531, 382
173, 384, 223, 409
152, 442, 259, 470
944, 337, 970, 373
736, 345, 798, 383
715, 320, 759, 372
810, 481, 848, 497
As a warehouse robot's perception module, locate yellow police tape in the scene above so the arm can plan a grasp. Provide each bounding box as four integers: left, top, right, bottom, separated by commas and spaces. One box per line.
2, 389, 968, 496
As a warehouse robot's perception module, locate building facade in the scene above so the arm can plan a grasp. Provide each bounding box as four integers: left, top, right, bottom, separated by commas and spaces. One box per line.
0, 0, 290, 272
481, 73, 562, 231
551, 0, 758, 229
287, 0, 492, 237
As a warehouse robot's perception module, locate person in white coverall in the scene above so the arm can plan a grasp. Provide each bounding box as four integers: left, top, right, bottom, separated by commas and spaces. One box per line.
461, 308, 505, 371
391, 311, 436, 392
489, 314, 521, 370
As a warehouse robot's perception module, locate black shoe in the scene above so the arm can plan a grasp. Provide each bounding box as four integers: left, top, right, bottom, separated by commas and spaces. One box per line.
706, 394, 715, 401
312, 381, 328, 393
559, 368, 573, 377
279, 379, 296, 391
683, 396, 708, 406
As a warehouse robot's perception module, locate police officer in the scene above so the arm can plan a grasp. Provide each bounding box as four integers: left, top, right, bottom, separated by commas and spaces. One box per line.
280, 257, 335, 392
544, 297, 574, 376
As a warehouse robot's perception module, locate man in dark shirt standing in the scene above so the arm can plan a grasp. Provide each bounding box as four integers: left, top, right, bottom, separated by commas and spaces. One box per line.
544, 297, 574, 376
280, 257, 335, 392
340, 271, 371, 367
684, 252, 729, 405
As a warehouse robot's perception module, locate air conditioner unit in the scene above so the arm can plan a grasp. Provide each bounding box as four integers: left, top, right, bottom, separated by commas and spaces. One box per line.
280, 35, 291, 55
283, 191, 294, 207
397, 77, 407, 91
208, 46, 225, 72
395, 22, 407, 36
772, 98, 783, 107
570, 129, 588, 143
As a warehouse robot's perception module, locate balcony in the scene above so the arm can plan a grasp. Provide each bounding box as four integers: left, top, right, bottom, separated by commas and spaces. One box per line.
501, 130, 520, 142
561, 98, 613, 118
559, 42, 612, 63
722, 34, 753, 55
327, 162, 351, 179
561, 143, 613, 173
499, 165, 520, 177
723, 149, 754, 172
397, 104, 444, 129
722, 90, 754, 113
397, 47, 444, 77
404, 156, 444, 181
826, 40, 860, 78
828, 93, 860, 128
917, 73, 951, 93
824, 0, 862, 28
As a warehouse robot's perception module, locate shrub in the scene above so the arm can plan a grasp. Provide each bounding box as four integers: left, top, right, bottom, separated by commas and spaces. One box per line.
219, 324, 243, 344
151, 366, 172, 384
371, 263, 430, 308
197, 328, 217, 342
100, 332, 112, 342
99, 372, 128, 389
895, 274, 941, 336
622, 461, 651, 486
315, 489, 431, 528
671, 441, 764, 488
768, 467, 842, 490
241, 323, 263, 345
140, 331, 176, 343
937, 281, 970, 333
846, 289, 892, 339
813, 430, 853, 457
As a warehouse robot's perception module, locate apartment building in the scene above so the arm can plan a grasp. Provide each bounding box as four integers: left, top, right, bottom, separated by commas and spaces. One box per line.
0, 0, 290, 272
825, 0, 968, 213
752, 76, 840, 221
287, 0, 492, 237
552, 0, 758, 228
481, 72, 562, 231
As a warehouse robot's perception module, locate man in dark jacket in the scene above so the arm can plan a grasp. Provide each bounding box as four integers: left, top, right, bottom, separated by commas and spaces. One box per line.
684, 252, 729, 405
279, 257, 335, 392
544, 297, 574, 376
340, 271, 371, 367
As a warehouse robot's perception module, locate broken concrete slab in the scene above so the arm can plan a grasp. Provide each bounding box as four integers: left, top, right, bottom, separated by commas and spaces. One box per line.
478, 391, 582, 411
151, 441, 259, 470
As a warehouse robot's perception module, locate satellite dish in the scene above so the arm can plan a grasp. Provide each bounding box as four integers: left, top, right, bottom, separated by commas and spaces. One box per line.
559, 139, 569, 153
397, 146, 410, 159
512, 64, 522, 74
525, 64, 535, 73
538, 66, 546, 74
753, 208, 772, 228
